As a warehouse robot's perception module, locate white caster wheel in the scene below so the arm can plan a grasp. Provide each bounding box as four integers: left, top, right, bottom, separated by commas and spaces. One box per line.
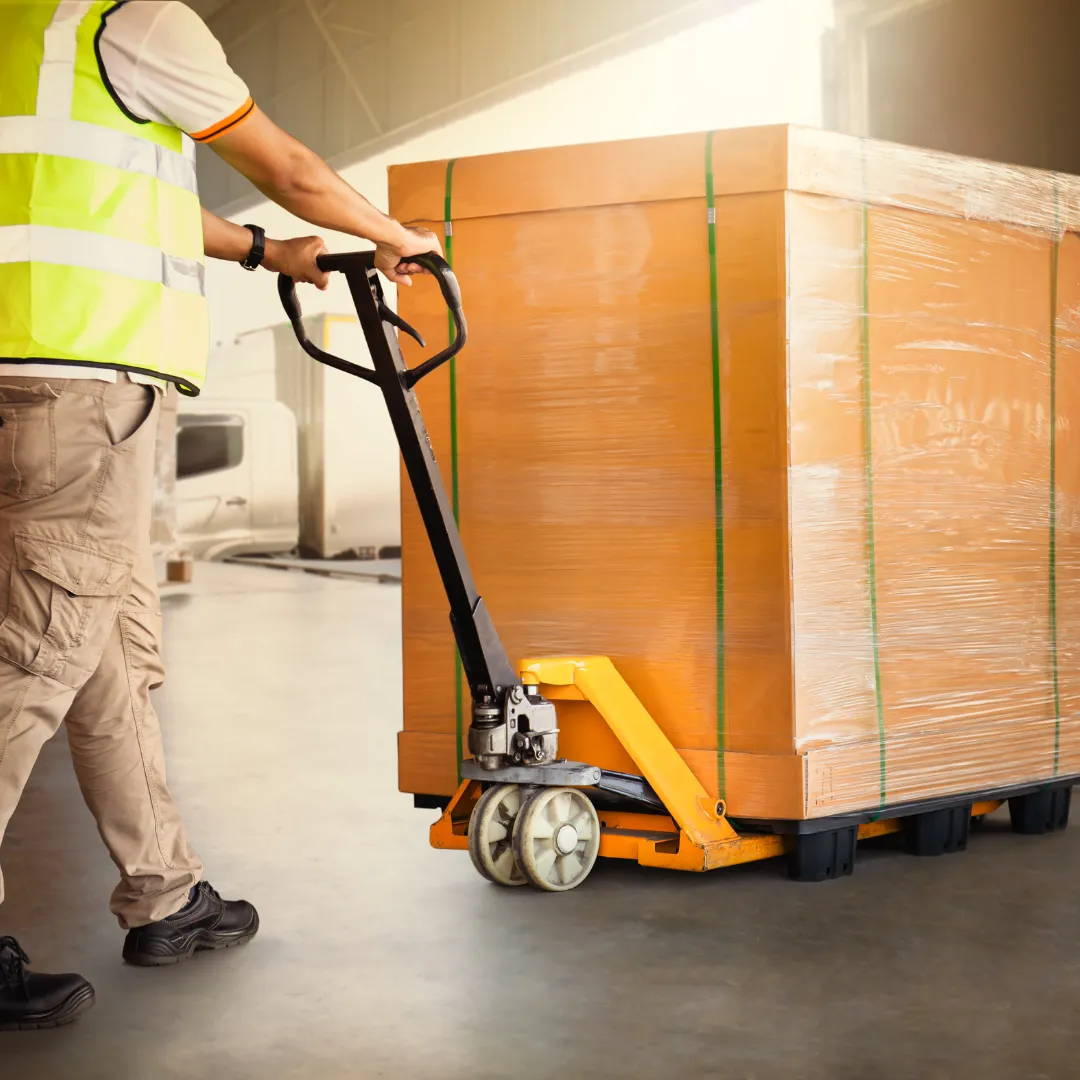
468, 784, 527, 886
513, 787, 600, 892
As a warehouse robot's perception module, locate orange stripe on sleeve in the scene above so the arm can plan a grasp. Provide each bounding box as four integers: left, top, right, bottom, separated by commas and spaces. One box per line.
190, 97, 255, 143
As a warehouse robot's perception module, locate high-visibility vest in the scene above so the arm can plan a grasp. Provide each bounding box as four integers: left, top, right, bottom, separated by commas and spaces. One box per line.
0, 1, 208, 395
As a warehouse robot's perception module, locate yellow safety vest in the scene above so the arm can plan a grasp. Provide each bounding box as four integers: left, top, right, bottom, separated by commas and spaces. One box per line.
0, 0, 208, 395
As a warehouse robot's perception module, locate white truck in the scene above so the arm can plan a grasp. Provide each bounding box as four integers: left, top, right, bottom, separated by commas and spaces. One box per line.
174, 313, 401, 561
175, 399, 299, 560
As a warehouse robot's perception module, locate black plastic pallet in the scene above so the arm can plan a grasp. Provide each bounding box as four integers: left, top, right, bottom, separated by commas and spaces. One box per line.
903, 803, 972, 856
782, 782, 1073, 882
732, 774, 1080, 835
1009, 786, 1072, 834
787, 826, 858, 882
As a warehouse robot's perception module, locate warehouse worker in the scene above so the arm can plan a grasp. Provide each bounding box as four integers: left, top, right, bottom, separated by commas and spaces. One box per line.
0, 0, 440, 1031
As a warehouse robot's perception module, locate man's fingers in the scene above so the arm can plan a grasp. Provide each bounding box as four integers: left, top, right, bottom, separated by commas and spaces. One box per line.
309, 238, 329, 286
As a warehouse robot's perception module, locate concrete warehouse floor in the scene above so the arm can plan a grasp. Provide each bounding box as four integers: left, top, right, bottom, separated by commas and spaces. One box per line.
3, 563, 1080, 1080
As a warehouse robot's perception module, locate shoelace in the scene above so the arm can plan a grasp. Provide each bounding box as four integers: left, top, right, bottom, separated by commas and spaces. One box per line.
169, 881, 220, 921
0, 937, 30, 998
197, 882, 222, 903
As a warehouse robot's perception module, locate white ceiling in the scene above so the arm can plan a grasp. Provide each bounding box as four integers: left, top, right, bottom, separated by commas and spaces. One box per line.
193, 0, 741, 214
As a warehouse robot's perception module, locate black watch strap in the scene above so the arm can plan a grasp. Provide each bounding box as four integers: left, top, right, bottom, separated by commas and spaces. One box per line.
240, 224, 265, 271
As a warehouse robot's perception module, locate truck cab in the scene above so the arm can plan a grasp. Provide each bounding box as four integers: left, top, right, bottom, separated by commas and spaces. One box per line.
176, 399, 299, 561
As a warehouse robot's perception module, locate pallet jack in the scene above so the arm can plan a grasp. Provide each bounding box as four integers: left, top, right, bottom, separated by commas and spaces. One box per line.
279, 252, 1073, 892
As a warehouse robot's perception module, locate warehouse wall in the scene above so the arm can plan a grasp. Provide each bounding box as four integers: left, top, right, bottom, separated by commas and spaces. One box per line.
828, 0, 1080, 173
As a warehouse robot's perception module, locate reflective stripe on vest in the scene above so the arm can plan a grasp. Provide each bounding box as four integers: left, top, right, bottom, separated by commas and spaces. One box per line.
0, 225, 206, 296
0, 1, 209, 394
0, 115, 198, 194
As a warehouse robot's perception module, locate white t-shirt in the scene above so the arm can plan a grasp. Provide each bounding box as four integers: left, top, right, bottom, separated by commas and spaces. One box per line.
1, 1, 253, 385
97, 0, 253, 140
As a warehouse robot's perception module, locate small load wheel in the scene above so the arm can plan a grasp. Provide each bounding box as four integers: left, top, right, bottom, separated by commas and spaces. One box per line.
513, 787, 600, 892
468, 784, 527, 887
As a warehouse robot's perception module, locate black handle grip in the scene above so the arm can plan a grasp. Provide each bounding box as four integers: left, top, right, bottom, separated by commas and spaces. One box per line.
393, 252, 463, 312
314, 250, 462, 314
276, 273, 378, 385
391, 253, 467, 388
278, 250, 467, 389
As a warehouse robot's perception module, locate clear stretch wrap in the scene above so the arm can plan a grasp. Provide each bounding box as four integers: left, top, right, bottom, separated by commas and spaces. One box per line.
389, 125, 1080, 820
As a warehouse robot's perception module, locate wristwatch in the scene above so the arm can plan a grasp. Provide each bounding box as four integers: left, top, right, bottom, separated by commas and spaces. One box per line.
240, 224, 266, 271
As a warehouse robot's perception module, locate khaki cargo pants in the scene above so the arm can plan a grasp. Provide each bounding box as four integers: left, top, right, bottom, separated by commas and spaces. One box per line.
0, 376, 202, 928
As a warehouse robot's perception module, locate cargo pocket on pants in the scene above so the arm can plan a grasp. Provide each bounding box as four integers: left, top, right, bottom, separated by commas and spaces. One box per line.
0, 534, 133, 688
119, 605, 166, 694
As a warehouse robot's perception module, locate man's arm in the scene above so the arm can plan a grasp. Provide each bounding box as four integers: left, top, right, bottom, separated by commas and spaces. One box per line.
201, 207, 332, 289
99, 4, 433, 284
210, 106, 441, 286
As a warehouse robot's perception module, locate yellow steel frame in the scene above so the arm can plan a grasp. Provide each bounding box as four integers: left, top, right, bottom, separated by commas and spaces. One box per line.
429, 655, 1002, 871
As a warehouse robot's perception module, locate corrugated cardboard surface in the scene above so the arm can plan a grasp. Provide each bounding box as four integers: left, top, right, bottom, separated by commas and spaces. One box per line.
392, 124, 1079, 819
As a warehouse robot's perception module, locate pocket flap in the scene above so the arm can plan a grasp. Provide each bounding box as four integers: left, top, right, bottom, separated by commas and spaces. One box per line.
14, 534, 132, 597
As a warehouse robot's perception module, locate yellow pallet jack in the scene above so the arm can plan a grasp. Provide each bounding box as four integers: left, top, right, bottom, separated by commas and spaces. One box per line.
278, 254, 1069, 892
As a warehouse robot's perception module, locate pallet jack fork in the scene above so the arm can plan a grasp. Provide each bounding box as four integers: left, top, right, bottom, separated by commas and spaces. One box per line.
279, 253, 1046, 892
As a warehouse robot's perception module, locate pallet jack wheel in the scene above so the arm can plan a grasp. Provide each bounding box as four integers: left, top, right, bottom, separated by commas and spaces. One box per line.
512, 787, 600, 892
468, 784, 527, 887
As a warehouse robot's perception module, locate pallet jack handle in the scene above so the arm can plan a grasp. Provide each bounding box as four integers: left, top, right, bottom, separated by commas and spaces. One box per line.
277, 251, 467, 389
276, 250, 520, 705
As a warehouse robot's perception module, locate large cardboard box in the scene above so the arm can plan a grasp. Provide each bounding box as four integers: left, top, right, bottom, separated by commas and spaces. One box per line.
389, 125, 1080, 820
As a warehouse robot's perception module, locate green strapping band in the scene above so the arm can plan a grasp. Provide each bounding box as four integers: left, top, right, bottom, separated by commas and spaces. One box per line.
1050, 184, 1062, 776
444, 158, 464, 774
860, 193, 887, 813
705, 131, 726, 800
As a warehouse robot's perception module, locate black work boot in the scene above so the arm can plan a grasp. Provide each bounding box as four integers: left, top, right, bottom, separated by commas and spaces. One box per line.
122, 882, 259, 967
0, 937, 95, 1031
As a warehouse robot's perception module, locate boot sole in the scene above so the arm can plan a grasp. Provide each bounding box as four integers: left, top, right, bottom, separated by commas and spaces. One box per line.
123, 911, 260, 968
0, 983, 96, 1032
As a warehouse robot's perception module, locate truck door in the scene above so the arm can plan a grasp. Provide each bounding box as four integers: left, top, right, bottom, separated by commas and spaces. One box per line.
176, 411, 252, 558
